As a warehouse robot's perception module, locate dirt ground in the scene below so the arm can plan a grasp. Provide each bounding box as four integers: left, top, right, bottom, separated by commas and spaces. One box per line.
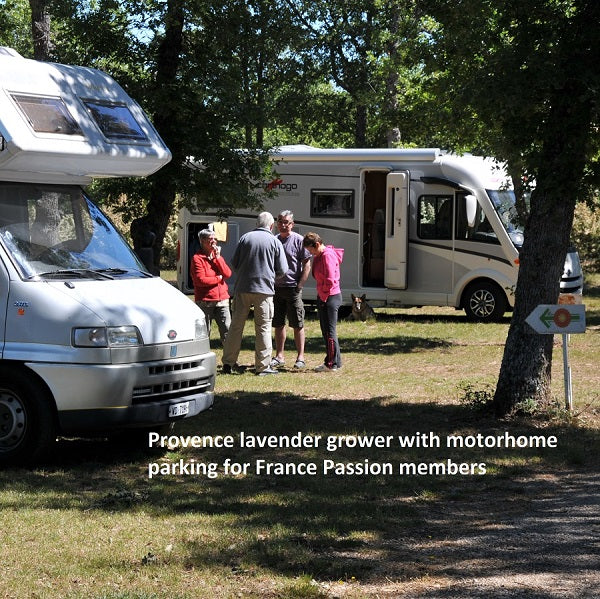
318, 468, 599, 598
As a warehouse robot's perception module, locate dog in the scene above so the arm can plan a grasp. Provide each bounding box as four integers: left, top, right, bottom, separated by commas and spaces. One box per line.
348, 293, 376, 321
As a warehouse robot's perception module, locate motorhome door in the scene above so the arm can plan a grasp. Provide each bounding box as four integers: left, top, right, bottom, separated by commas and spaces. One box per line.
384, 171, 409, 289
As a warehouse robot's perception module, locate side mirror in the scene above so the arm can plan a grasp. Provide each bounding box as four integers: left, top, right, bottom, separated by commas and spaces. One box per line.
465, 195, 477, 228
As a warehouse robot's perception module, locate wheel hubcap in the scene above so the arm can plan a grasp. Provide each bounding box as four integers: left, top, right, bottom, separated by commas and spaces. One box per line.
0, 391, 26, 450
470, 289, 495, 318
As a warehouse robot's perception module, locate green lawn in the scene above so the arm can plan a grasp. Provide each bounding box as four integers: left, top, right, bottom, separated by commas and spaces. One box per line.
1, 274, 598, 598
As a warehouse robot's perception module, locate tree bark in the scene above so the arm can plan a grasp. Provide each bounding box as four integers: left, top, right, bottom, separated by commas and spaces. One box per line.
29, 0, 53, 60
138, 0, 185, 274
494, 3, 595, 415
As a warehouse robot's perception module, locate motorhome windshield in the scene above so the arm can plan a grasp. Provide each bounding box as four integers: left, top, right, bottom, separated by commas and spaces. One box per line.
0, 183, 147, 280
487, 189, 525, 247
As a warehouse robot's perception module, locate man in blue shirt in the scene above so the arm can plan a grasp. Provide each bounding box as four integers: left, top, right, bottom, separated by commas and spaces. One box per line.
270, 210, 311, 370
222, 212, 288, 376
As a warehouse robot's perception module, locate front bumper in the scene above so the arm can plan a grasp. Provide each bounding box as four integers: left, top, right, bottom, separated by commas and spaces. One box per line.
27, 351, 216, 434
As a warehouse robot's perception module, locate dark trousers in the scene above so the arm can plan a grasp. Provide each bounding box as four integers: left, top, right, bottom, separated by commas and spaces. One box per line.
317, 293, 342, 368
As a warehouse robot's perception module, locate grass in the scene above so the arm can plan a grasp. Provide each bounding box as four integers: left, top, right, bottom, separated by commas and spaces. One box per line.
1, 274, 599, 597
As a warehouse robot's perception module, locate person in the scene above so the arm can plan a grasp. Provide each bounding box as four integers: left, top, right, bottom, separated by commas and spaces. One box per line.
130, 217, 157, 274
222, 212, 288, 376
190, 229, 232, 344
270, 210, 311, 370
302, 232, 343, 371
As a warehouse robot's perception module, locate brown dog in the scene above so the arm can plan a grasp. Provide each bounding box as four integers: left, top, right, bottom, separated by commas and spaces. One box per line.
349, 293, 376, 321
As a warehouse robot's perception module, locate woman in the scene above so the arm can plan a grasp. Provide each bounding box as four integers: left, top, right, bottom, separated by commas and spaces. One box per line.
190, 228, 232, 344
303, 232, 343, 371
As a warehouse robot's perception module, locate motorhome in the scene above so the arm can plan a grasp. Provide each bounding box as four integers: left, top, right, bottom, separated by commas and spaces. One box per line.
0, 48, 216, 464
177, 145, 583, 321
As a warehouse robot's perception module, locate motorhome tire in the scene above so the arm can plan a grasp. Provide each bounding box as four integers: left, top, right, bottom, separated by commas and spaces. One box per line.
463, 281, 506, 322
0, 371, 56, 465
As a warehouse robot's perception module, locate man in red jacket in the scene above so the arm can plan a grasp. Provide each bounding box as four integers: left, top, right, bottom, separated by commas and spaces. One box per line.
190, 229, 232, 344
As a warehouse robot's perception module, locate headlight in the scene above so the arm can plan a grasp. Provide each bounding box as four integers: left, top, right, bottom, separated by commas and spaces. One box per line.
73, 326, 142, 347
195, 318, 209, 340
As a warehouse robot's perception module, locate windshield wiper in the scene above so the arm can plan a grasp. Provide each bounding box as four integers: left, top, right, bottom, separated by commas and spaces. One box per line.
94, 267, 154, 278
29, 269, 114, 280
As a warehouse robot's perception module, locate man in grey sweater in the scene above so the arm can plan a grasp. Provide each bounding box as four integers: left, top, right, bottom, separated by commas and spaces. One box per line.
222, 212, 288, 375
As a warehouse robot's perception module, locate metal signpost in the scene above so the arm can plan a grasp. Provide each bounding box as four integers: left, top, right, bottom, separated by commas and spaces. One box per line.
525, 303, 586, 410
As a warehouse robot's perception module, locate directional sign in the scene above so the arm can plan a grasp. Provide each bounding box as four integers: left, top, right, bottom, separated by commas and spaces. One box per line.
526, 304, 586, 334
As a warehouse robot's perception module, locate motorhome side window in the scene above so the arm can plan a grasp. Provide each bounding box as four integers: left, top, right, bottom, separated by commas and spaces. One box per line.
83, 100, 148, 142
11, 94, 82, 135
311, 190, 354, 218
418, 195, 453, 239
455, 193, 500, 244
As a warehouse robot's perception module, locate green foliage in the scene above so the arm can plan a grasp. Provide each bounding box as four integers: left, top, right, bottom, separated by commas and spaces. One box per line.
458, 381, 495, 412
572, 194, 600, 269
0, 0, 33, 54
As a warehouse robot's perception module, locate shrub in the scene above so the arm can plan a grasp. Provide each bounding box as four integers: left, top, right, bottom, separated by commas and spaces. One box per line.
571, 195, 600, 269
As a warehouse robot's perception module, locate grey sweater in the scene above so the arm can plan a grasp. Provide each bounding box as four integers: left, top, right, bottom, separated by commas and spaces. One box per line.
231, 227, 288, 295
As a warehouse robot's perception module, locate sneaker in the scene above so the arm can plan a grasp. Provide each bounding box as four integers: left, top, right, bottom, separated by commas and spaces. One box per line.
257, 367, 280, 376
222, 364, 232, 374
294, 359, 306, 369
270, 357, 285, 368
314, 364, 338, 372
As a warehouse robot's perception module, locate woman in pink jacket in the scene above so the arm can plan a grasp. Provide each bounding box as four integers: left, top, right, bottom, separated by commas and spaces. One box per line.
191, 229, 232, 344
303, 232, 343, 371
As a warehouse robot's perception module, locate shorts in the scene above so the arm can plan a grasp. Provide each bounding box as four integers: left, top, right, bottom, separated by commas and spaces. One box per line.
273, 286, 305, 329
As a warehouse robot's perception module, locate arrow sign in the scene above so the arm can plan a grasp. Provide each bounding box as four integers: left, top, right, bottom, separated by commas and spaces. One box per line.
526, 304, 586, 334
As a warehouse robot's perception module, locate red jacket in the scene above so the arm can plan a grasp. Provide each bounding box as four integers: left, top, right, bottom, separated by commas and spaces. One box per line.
190, 252, 232, 302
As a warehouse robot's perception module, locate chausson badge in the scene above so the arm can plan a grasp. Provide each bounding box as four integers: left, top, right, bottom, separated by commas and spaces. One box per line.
167, 329, 177, 340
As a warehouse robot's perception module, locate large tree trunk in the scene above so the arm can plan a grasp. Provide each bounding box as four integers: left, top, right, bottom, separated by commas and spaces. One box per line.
494, 6, 594, 415
29, 0, 52, 60
138, 0, 185, 274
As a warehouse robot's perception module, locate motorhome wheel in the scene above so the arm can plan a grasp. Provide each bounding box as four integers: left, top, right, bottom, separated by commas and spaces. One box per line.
463, 281, 507, 322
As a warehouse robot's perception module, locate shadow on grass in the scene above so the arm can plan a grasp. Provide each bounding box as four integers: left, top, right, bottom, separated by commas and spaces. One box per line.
235, 330, 453, 356
1, 392, 598, 588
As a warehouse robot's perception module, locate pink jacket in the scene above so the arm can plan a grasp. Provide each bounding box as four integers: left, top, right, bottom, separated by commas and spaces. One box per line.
312, 245, 343, 301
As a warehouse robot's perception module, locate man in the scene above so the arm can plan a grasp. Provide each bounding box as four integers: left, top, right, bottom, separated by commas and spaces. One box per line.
270, 210, 311, 369
222, 212, 288, 376
190, 228, 232, 344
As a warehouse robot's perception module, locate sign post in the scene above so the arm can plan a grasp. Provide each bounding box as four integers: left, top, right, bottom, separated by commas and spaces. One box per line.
525, 303, 586, 410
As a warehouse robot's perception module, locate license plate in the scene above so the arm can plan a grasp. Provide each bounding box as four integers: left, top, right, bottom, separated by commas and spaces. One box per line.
168, 402, 189, 418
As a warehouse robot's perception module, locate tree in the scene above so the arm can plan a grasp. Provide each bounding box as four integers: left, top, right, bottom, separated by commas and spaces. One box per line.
28, 0, 52, 58
285, 0, 431, 148
0, 0, 34, 53
425, 0, 600, 415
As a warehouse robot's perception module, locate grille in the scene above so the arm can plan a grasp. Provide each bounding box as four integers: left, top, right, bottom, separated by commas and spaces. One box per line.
132, 359, 211, 404
149, 360, 201, 375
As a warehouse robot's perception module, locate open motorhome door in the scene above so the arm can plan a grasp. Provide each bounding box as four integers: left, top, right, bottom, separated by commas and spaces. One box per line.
384, 171, 409, 289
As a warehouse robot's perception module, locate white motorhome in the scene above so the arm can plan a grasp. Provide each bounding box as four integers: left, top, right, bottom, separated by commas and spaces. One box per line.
0, 48, 216, 465
177, 145, 583, 321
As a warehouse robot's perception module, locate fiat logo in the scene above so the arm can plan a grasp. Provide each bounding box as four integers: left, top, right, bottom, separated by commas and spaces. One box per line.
167, 329, 177, 340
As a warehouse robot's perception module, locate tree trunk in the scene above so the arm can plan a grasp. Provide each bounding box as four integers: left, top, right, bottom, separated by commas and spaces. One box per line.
494, 7, 594, 415
355, 104, 367, 147
137, 0, 185, 274
29, 0, 52, 60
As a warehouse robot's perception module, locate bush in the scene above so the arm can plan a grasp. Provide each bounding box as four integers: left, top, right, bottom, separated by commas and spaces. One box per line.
572, 195, 600, 269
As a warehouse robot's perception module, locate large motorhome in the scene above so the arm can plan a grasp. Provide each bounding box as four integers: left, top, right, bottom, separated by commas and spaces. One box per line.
0, 48, 216, 465
177, 146, 583, 321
